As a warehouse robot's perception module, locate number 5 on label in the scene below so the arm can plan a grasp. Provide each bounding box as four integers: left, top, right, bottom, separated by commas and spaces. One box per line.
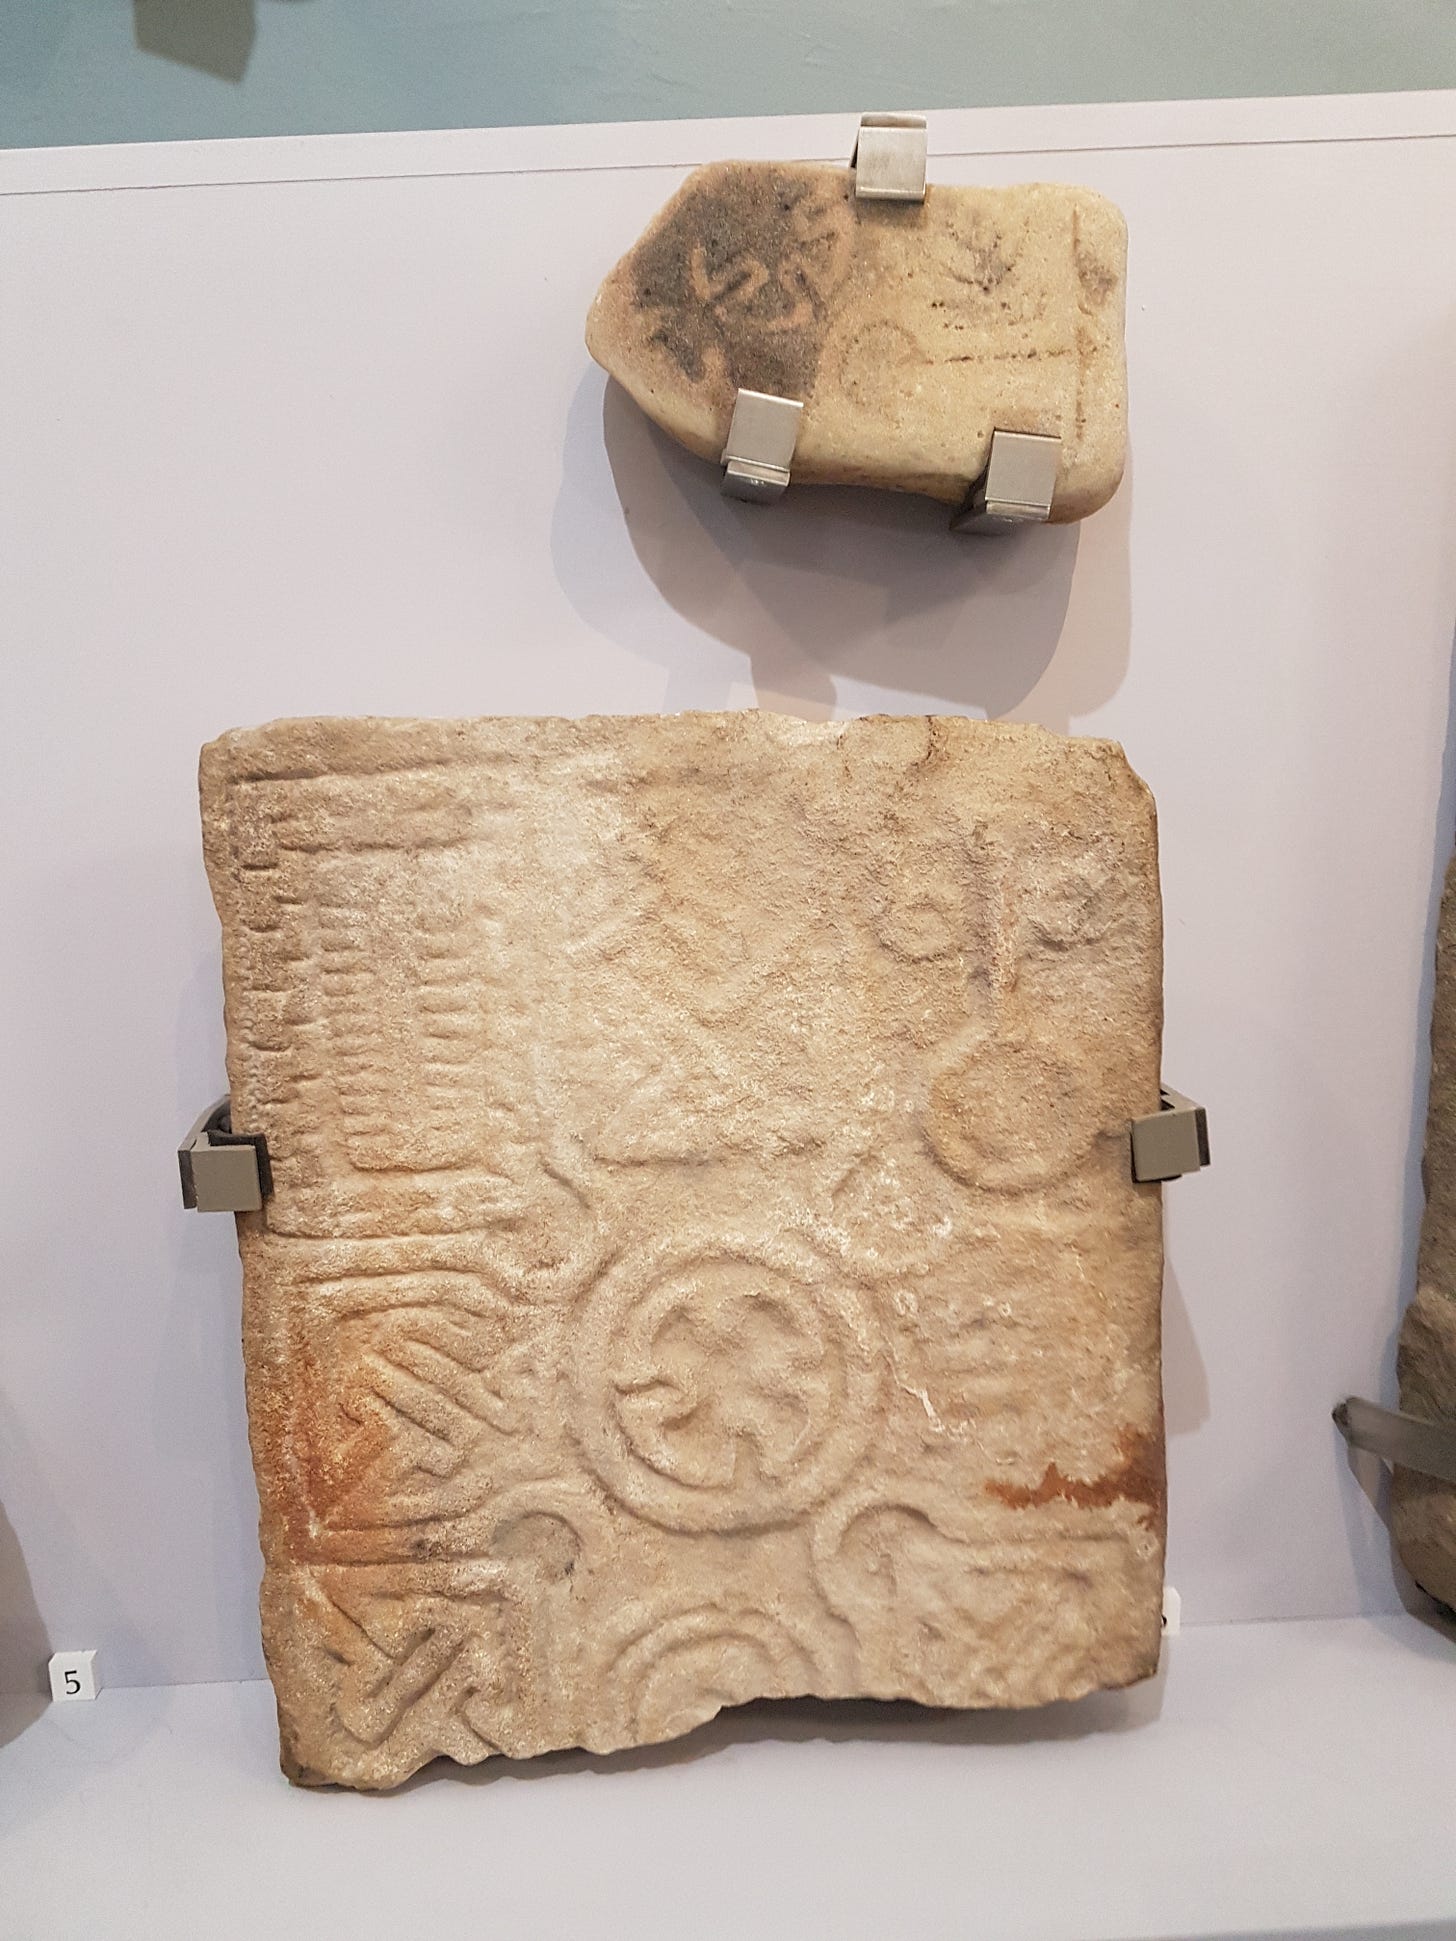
48, 1650, 100, 1702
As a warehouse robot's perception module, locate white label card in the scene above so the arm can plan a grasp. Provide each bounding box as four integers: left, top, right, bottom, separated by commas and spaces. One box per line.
48, 1649, 100, 1702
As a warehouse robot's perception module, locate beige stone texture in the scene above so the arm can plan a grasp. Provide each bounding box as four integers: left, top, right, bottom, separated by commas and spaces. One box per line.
586, 165, 1127, 521
200, 712, 1166, 1790
1395, 855, 1456, 1611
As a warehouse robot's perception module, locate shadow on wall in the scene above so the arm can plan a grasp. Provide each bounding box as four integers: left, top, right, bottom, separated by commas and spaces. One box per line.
0, 1384, 180, 1834
134, 0, 310, 84
1161, 1260, 1209, 1440
551, 371, 1131, 727
0, 1494, 48, 1743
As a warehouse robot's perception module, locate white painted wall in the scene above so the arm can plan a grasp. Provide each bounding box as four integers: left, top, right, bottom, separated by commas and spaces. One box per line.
2, 95, 1455, 1689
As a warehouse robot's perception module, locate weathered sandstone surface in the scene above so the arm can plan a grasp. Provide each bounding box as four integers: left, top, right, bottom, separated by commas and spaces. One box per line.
201, 711, 1165, 1788
587, 166, 1127, 519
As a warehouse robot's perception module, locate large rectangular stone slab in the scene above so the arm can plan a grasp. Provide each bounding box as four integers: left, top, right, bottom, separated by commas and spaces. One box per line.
200, 712, 1166, 1788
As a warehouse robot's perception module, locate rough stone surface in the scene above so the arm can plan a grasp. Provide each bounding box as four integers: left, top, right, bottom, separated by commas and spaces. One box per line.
200, 712, 1166, 1790
1395, 854, 1456, 1611
586, 165, 1127, 520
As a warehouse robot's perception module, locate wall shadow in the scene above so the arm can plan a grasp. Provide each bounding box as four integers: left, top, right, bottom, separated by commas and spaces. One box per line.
134, 0, 257, 81
133, 0, 312, 83
0, 1379, 166, 1718
551, 370, 1132, 724
172, 941, 268, 1688
4, 840, 258, 1703
0, 1487, 48, 1743
1162, 1261, 1209, 1438
0, 837, 251, 1841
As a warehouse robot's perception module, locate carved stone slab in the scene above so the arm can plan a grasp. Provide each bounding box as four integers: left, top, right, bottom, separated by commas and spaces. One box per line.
200, 713, 1166, 1788
586, 165, 1127, 520
1395, 854, 1456, 1610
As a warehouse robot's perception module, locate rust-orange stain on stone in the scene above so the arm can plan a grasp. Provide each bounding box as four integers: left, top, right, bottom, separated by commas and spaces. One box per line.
985, 1424, 1165, 1527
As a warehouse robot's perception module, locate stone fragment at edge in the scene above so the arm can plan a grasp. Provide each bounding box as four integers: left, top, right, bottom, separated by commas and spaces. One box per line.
1395, 852, 1456, 1611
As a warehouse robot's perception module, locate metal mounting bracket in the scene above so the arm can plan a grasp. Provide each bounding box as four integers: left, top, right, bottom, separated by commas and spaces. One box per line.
952, 429, 1062, 533
1131, 1087, 1210, 1184
721, 388, 804, 503
1334, 1397, 1456, 1485
178, 1095, 271, 1213
850, 114, 928, 202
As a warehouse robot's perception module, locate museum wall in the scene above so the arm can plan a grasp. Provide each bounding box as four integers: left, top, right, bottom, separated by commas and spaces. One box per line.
3, 0, 1455, 150
5, 97, 1456, 1692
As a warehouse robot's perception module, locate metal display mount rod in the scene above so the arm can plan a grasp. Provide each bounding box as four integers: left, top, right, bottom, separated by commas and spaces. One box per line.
720, 116, 1059, 530
1333, 1396, 1456, 1486
178, 1095, 271, 1213
1130, 1087, 1210, 1184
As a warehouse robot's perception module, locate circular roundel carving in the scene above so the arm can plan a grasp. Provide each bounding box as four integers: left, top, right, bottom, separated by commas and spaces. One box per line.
607, 1606, 819, 1745
925, 1036, 1102, 1194
571, 1239, 883, 1533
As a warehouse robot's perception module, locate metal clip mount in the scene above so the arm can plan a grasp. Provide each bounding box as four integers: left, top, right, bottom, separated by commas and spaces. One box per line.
952, 429, 1062, 533
1334, 1396, 1456, 1485
1131, 1087, 1210, 1184
721, 388, 803, 503
850, 114, 928, 203
178, 1095, 271, 1213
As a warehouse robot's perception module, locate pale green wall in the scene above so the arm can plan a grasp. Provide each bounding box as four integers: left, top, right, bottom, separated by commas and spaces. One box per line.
2, 0, 1453, 149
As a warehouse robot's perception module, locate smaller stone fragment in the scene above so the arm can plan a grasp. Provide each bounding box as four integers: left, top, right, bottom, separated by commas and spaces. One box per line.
1395, 851, 1456, 1611
586, 163, 1127, 520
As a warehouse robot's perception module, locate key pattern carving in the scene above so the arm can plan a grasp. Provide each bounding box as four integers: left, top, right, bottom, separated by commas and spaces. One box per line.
298, 1563, 535, 1776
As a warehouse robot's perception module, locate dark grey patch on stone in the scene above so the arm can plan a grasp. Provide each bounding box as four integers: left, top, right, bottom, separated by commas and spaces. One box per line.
631, 164, 856, 410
